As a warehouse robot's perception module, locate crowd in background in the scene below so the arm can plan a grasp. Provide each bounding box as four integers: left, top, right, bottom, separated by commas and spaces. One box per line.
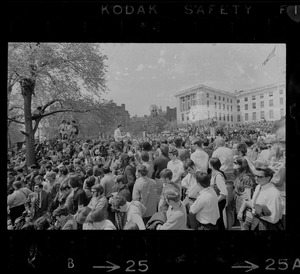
7, 119, 285, 230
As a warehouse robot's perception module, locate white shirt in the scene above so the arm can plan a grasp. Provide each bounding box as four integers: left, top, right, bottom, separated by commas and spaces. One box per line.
210, 171, 227, 197
114, 128, 123, 142
189, 187, 220, 225
83, 220, 116, 230
256, 149, 271, 165
212, 146, 234, 174
167, 159, 185, 187
181, 173, 201, 199
251, 183, 283, 224
190, 149, 209, 173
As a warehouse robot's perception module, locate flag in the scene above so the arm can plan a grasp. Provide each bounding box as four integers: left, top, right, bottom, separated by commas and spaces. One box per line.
262, 46, 276, 66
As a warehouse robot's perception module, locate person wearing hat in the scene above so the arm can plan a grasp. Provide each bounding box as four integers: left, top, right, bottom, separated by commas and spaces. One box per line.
237, 162, 283, 230
53, 206, 77, 230
7, 180, 32, 225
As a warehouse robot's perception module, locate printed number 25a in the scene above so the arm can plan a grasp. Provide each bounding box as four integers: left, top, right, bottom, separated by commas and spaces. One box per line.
126, 260, 148, 272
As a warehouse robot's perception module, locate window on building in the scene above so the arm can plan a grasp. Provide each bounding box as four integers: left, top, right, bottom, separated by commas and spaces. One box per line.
182, 114, 184, 121
252, 102, 256, 109
253, 112, 256, 121
237, 105, 240, 111
269, 109, 274, 118
237, 114, 241, 122
227, 105, 229, 111
245, 104, 248, 110
260, 94, 264, 99
230, 99, 232, 103
187, 114, 189, 121
223, 97, 225, 101
280, 97, 284, 105
182, 98, 185, 111
214, 95, 216, 100
261, 111, 265, 119
260, 101, 264, 108
223, 114, 225, 121
227, 98, 229, 102
207, 93, 209, 98
227, 114, 229, 121
237, 99, 240, 103
219, 96, 221, 100
219, 113, 221, 120
245, 97, 248, 102
223, 104, 225, 110
279, 89, 283, 95
280, 108, 284, 117
269, 99, 273, 107
252, 95, 256, 100
231, 114, 233, 122
245, 113, 248, 121
187, 101, 191, 110
269, 91, 273, 97
231, 105, 233, 111
214, 102, 217, 108
219, 103, 221, 109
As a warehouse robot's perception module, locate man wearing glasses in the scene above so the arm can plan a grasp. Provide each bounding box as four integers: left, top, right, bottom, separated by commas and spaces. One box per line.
237, 162, 283, 230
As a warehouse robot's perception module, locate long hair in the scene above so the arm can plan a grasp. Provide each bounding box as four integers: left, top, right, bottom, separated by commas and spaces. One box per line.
209, 157, 226, 180
235, 157, 252, 175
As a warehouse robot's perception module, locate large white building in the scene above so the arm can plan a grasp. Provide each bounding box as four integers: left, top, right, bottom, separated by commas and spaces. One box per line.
175, 83, 285, 125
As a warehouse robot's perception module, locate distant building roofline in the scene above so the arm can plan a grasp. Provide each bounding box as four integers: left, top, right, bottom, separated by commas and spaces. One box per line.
175, 82, 285, 98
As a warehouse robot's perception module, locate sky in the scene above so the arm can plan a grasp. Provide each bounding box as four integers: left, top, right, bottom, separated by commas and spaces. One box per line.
100, 43, 286, 117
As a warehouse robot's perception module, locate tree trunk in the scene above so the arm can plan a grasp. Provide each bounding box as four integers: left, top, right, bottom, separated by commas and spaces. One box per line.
23, 90, 36, 166
21, 76, 36, 166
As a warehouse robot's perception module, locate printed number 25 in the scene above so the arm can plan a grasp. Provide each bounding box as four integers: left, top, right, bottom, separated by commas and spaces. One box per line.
126, 260, 148, 272
266, 259, 289, 271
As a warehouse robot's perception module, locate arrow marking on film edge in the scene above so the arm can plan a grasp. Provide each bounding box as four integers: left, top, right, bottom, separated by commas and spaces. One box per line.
93, 261, 120, 272
232, 260, 259, 272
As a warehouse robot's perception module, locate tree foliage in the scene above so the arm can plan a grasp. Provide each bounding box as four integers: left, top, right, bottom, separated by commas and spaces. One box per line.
7, 43, 108, 165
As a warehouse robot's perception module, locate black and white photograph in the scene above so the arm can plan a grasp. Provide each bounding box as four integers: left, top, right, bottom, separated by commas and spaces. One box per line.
6, 0, 300, 273
7, 43, 286, 231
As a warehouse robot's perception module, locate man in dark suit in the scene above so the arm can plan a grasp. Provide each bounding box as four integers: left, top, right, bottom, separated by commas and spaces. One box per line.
28, 182, 50, 221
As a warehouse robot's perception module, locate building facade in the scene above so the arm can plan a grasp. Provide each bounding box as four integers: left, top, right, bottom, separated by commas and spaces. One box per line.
235, 83, 286, 123
175, 83, 285, 125
175, 84, 237, 125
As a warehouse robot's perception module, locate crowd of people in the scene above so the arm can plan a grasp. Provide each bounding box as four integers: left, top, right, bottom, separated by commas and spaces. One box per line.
7, 120, 285, 230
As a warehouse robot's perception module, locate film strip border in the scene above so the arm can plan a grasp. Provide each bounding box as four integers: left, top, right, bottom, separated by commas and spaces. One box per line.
6, 1, 300, 42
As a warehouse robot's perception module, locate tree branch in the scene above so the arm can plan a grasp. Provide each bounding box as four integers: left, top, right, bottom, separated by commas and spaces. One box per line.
9, 106, 24, 112
40, 108, 97, 119
42, 99, 63, 112
7, 117, 25, 125
33, 119, 40, 134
